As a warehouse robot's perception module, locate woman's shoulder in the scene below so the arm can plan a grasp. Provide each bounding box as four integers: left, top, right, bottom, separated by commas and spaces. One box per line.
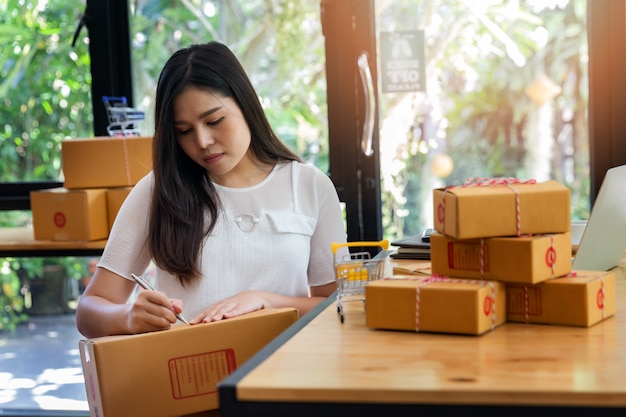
283, 160, 327, 178
126, 171, 155, 198
280, 160, 335, 190
135, 170, 154, 186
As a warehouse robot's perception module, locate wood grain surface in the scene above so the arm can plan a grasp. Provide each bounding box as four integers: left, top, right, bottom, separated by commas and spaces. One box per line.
236, 258, 626, 407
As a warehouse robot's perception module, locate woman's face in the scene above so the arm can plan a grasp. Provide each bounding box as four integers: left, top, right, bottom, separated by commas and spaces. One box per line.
173, 87, 254, 185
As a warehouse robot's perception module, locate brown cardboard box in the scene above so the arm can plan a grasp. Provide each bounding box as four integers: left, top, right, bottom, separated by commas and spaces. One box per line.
365, 277, 506, 335
62, 136, 152, 189
392, 261, 432, 276
430, 232, 572, 284
506, 270, 615, 327
106, 187, 132, 232
30, 187, 108, 241
433, 179, 570, 239
79, 308, 299, 417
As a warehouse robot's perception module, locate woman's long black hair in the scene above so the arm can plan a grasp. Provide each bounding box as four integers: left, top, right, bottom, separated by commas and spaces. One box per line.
149, 41, 301, 285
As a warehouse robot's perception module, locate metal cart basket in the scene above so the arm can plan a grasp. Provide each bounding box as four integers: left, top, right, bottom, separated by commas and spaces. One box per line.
331, 239, 389, 323
102, 96, 145, 137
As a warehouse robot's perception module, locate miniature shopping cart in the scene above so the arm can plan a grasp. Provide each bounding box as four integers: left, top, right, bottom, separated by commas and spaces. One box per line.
102, 96, 145, 137
331, 239, 389, 323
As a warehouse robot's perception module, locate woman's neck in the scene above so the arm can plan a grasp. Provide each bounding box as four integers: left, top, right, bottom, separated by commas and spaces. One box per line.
210, 157, 275, 188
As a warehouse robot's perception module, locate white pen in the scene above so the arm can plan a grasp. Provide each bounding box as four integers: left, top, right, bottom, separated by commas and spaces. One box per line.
131, 273, 190, 325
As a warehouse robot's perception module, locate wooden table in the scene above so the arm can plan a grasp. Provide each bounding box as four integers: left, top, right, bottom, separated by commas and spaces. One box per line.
0, 227, 106, 257
219, 259, 626, 416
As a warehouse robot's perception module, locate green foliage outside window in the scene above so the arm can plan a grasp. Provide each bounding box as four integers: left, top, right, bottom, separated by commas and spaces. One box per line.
376, 0, 590, 238
0, 0, 93, 183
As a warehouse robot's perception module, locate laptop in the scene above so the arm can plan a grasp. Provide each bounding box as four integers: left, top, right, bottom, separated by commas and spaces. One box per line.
571, 164, 626, 271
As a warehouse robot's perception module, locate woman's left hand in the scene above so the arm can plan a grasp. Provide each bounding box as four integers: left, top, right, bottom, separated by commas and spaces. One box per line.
191, 290, 268, 324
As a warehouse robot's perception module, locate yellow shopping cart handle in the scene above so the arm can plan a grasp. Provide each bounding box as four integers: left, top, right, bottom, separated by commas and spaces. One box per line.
331, 239, 389, 254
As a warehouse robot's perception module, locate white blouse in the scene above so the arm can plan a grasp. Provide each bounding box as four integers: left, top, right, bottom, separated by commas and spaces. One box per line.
97, 161, 348, 318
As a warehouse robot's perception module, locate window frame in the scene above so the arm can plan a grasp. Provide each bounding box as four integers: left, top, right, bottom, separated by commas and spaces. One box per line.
587, 0, 626, 206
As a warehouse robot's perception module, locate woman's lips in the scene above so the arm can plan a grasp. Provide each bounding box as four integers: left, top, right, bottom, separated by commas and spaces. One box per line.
203, 153, 223, 164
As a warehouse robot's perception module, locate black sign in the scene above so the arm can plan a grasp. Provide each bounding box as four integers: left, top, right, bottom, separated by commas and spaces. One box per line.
380, 31, 426, 93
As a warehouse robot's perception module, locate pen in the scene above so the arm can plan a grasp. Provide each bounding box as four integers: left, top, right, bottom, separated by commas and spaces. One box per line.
131, 273, 190, 325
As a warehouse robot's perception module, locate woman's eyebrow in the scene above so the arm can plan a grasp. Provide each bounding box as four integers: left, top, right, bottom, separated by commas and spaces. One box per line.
174, 106, 223, 124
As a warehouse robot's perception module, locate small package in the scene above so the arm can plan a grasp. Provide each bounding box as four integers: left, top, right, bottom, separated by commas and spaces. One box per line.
506, 270, 615, 327
62, 136, 152, 189
392, 261, 432, 276
365, 277, 506, 335
430, 232, 572, 284
79, 308, 299, 417
106, 187, 133, 232
433, 179, 570, 239
30, 187, 108, 241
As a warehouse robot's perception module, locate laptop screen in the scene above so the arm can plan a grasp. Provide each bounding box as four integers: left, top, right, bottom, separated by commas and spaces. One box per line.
572, 164, 626, 271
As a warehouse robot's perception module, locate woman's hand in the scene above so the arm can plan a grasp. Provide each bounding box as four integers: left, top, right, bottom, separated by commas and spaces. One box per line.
189, 283, 336, 325
127, 289, 184, 333
76, 267, 189, 338
191, 290, 268, 324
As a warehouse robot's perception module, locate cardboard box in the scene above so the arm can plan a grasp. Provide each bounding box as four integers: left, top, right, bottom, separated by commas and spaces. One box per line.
392, 261, 432, 276
433, 179, 570, 239
506, 270, 615, 327
430, 232, 572, 284
62, 136, 152, 189
30, 187, 108, 241
365, 277, 506, 335
106, 187, 132, 232
79, 308, 299, 417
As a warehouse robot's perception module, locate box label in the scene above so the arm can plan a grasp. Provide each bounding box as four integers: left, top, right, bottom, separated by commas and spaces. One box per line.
168, 348, 237, 399
447, 242, 490, 272
507, 286, 543, 316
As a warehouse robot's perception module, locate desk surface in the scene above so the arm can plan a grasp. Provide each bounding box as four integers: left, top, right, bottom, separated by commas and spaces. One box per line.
220, 259, 626, 415
0, 227, 106, 257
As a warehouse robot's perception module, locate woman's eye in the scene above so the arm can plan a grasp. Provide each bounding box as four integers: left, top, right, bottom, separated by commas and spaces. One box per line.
208, 117, 224, 126
177, 128, 191, 136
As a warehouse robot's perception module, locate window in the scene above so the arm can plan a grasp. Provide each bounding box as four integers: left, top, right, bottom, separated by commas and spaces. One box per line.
0, 0, 93, 221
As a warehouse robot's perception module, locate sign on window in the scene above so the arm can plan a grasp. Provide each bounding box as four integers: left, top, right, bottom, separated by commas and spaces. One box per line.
379, 31, 426, 93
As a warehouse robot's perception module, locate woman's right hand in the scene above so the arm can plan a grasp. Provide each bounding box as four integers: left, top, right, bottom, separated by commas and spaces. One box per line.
76, 266, 183, 338
127, 289, 181, 334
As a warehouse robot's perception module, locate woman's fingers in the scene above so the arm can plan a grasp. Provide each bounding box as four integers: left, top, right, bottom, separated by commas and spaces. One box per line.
191, 291, 267, 324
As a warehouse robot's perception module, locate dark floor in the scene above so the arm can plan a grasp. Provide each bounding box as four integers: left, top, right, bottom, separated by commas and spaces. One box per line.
0, 312, 89, 415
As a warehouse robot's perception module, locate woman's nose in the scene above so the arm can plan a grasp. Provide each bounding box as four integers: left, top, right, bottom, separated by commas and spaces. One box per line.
196, 130, 215, 148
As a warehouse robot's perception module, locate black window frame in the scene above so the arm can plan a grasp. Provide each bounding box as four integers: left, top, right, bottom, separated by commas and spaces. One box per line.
587, 0, 626, 207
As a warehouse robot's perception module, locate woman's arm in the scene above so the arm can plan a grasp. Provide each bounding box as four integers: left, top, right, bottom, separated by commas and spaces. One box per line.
76, 267, 183, 338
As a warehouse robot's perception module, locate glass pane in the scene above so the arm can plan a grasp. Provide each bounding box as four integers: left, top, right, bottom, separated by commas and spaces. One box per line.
376, 0, 589, 239
0, 0, 93, 183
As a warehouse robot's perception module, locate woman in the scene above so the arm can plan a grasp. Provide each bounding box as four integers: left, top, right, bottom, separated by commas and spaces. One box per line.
76, 41, 347, 338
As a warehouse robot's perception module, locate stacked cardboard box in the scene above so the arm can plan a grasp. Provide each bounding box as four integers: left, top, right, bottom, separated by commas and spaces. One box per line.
431, 179, 571, 239
30, 136, 151, 241
367, 178, 615, 335
366, 276, 507, 335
